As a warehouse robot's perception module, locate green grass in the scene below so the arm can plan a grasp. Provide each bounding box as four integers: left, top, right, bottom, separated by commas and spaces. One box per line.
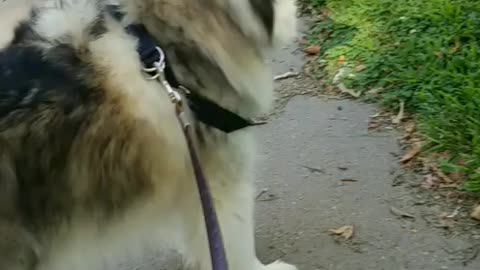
302, 0, 480, 193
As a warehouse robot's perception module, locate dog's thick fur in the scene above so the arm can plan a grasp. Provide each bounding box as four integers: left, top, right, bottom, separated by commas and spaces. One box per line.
0, 0, 297, 269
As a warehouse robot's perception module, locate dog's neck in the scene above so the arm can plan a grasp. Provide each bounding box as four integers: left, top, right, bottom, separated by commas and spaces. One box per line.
117, 0, 275, 118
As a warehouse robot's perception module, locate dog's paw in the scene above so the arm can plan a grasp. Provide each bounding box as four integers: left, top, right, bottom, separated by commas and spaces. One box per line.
263, 260, 298, 270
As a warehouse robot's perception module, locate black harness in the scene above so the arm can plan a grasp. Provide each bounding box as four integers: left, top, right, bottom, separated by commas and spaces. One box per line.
108, 5, 255, 133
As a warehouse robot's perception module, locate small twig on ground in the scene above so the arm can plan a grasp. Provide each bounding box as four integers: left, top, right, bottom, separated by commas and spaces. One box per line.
302, 165, 326, 174
258, 194, 280, 202
340, 178, 359, 182
251, 120, 269, 126
446, 206, 461, 219
392, 101, 405, 124
255, 189, 280, 202
390, 206, 415, 219
274, 71, 299, 81
338, 83, 362, 98
255, 188, 269, 200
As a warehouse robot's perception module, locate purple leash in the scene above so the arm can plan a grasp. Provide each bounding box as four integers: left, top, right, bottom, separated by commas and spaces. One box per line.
143, 58, 229, 270
109, 4, 232, 266
181, 119, 229, 270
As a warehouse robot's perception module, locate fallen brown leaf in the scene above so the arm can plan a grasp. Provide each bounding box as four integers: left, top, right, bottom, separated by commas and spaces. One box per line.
328, 225, 354, 239
304, 45, 321, 55
471, 205, 480, 221
431, 165, 454, 183
401, 143, 422, 163
449, 173, 464, 183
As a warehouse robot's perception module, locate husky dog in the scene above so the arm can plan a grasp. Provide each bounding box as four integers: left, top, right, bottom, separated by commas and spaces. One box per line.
0, 0, 298, 269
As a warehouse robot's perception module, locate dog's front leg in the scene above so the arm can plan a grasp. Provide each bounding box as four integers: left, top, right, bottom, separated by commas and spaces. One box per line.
180, 180, 297, 270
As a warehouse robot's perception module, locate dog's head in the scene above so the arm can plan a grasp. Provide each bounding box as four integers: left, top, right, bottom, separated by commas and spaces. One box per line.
119, 0, 297, 49
2, 0, 298, 116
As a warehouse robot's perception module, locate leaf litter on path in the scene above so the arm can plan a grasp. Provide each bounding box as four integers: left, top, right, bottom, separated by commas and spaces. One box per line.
400, 143, 421, 163
430, 165, 454, 184
471, 205, 480, 221
421, 173, 437, 189
304, 45, 321, 55
328, 225, 354, 240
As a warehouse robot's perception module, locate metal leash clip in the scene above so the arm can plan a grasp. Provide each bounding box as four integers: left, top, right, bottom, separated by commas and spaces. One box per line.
142, 47, 190, 129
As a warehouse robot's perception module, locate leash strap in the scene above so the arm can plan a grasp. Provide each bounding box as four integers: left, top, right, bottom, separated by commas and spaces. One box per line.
178, 111, 230, 270
141, 49, 229, 270
105, 6, 239, 268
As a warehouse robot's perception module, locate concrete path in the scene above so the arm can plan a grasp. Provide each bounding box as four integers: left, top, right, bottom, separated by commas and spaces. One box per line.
252, 19, 480, 270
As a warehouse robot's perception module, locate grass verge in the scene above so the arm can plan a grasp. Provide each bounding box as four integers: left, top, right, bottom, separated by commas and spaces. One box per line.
301, 0, 480, 193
